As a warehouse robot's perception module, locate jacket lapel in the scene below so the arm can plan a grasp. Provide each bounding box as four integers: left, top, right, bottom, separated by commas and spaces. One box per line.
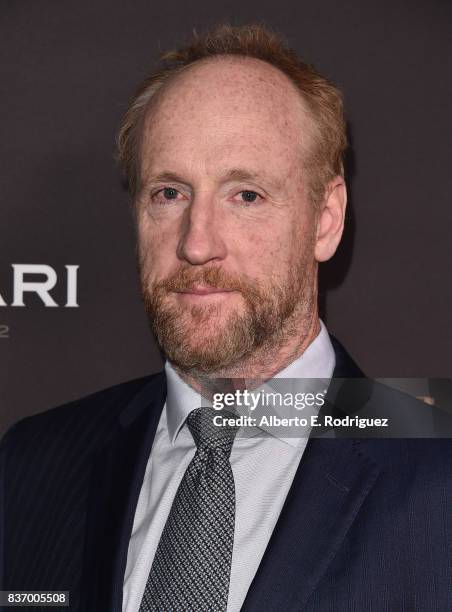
80, 373, 166, 612
240, 436, 381, 611
241, 335, 381, 611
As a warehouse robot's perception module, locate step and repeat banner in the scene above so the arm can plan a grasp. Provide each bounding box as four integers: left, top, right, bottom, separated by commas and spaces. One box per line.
1, 0, 451, 434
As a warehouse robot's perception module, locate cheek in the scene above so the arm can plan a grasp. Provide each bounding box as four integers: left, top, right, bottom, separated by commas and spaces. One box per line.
137, 220, 178, 278
231, 224, 292, 280
248, 220, 314, 281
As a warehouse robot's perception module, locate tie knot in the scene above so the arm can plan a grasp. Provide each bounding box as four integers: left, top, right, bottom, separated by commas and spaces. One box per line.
187, 407, 239, 456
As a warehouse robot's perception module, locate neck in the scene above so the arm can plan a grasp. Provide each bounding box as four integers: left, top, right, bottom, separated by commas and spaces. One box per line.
174, 308, 321, 395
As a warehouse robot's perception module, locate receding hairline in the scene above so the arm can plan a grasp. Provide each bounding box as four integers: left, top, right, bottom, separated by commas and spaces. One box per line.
142, 53, 314, 125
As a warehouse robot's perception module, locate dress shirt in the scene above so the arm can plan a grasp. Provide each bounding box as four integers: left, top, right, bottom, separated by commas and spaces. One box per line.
122, 320, 335, 612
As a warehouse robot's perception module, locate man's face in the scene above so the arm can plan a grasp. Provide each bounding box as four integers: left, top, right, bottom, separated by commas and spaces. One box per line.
136, 57, 319, 375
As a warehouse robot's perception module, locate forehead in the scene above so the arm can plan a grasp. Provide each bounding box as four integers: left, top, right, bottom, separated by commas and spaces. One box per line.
140, 56, 311, 180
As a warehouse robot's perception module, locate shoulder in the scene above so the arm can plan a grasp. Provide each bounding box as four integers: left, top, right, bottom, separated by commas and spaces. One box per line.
358, 382, 452, 490
325, 339, 452, 480
0, 371, 165, 460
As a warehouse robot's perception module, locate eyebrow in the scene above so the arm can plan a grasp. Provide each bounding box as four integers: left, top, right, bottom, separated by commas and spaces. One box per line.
221, 168, 263, 183
145, 167, 283, 190
145, 171, 187, 185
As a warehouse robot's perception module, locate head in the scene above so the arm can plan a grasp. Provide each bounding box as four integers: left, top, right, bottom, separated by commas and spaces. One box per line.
117, 24, 347, 377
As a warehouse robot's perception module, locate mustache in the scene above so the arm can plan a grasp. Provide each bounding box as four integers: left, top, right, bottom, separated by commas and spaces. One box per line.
152, 266, 259, 296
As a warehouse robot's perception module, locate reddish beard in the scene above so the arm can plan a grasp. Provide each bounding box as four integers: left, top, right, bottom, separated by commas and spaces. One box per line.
140, 263, 312, 376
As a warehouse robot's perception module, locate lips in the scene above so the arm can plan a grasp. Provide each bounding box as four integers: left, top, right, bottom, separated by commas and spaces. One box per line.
175, 285, 236, 295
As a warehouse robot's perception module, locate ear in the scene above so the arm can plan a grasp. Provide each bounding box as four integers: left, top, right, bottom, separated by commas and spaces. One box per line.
314, 176, 347, 262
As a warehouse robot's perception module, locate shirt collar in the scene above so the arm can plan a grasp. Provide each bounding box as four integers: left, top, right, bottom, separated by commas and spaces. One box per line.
164, 319, 335, 446
165, 361, 203, 445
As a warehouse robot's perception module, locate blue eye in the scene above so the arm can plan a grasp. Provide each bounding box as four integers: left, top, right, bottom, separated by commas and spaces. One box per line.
240, 191, 259, 203
163, 187, 179, 200
151, 187, 181, 205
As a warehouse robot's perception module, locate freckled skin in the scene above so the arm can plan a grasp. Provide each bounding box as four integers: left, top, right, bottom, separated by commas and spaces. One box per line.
136, 56, 346, 384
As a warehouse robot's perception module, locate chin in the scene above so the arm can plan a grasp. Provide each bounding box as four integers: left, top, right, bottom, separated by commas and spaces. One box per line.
175, 307, 240, 348
154, 306, 255, 374
175, 296, 243, 325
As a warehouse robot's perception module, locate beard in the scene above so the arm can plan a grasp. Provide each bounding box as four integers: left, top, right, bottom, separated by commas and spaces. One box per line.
139, 253, 316, 376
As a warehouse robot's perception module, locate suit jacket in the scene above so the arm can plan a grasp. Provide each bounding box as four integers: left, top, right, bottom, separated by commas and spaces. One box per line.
0, 337, 451, 611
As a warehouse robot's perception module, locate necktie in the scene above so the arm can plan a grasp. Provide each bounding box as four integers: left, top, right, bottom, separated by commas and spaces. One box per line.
139, 406, 239, 612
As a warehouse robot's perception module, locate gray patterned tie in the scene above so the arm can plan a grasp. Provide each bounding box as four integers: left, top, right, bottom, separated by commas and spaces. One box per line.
139, 406, 239, 612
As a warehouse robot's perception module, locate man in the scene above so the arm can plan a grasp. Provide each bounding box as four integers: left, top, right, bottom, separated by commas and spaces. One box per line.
1, 24, 450, 612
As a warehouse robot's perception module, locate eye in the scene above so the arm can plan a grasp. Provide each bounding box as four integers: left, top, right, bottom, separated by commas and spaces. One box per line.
161, 187, 179, 200
236, 190, 261, 204
151, 187, 183, 204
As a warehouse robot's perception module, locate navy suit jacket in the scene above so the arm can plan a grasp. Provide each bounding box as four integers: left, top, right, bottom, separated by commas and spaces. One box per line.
1, 337, 451, 611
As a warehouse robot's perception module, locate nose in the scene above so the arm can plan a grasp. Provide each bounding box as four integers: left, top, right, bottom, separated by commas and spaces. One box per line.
176, 193, 227, 265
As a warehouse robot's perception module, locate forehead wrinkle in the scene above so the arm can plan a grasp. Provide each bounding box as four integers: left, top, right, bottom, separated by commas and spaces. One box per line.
143, 108, 305, 172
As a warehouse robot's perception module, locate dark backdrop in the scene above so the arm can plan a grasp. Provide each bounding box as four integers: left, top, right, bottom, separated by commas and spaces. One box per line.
1, 0, 451, 434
